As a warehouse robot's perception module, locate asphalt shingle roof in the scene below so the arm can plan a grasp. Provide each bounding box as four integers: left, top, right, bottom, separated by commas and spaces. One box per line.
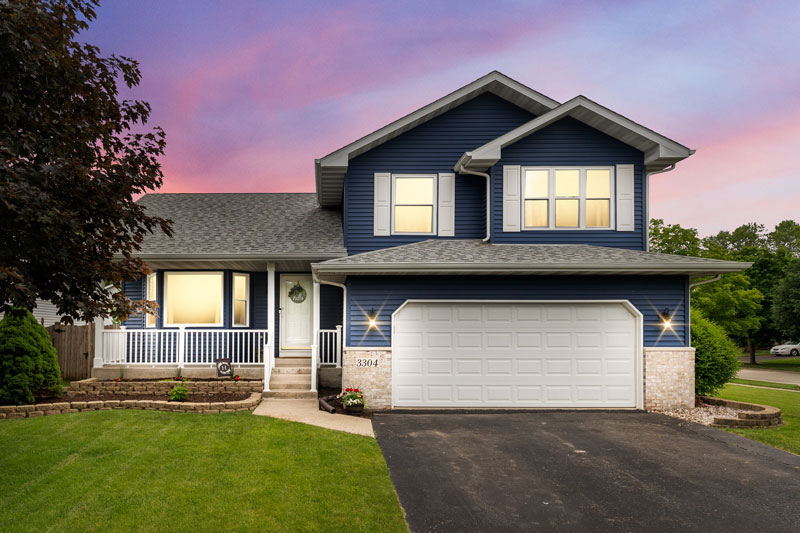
135, 193, 345, 257
315, 239, 749, 275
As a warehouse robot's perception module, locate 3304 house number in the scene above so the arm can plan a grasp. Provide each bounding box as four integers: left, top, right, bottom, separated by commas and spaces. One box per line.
356, 358, 379, 368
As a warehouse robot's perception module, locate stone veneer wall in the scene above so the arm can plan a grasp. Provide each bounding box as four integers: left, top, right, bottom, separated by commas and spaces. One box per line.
67, 378, 263, 397
342, 349, 392, 409
643, 347, 695, 410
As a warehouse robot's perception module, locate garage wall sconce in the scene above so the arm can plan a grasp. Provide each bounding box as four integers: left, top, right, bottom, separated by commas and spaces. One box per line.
658, 308, 673, 331
367, 308, 378, 331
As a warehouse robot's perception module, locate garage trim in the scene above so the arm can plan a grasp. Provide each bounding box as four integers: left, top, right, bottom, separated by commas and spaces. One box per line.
391, 299, 644, 409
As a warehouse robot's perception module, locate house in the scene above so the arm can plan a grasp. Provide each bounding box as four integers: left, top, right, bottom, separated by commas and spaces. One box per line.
93, 72, 748, 410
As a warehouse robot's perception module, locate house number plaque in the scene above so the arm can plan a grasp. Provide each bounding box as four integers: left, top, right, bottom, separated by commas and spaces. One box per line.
355, 358, 379, 368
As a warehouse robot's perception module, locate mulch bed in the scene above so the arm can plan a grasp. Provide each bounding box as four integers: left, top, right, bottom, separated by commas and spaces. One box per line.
34, 392, 250, 404
318, 387, 373, 419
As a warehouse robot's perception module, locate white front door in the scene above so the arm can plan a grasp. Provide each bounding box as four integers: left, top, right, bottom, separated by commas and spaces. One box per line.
393, 301, 640, 408
280, 275, 313, 351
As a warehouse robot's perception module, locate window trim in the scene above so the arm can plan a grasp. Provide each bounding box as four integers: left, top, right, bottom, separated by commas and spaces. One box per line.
163, 271, 225, 328
232, 272, 250, 328
145, 273, 157, 328
390, 173, 438, 235
521, 166, 615, 230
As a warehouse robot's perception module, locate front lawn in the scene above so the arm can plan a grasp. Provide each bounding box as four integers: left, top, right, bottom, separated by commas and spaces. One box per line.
741, 357, 800, 372
0, 411, 407, 532
716, 384, 800, 456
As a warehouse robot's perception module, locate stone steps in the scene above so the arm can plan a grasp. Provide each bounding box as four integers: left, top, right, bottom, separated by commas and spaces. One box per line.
272, 366, 311, 375
274, 357, 312, 368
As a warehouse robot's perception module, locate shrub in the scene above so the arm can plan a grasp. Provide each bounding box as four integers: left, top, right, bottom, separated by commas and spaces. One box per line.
691, 310, 740, 396
169, 385, 189, 402
0, 308, 63, 405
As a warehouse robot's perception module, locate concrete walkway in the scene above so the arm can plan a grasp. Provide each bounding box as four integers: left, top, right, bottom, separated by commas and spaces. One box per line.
253, 399, 375, 438
737, 367, 800, 386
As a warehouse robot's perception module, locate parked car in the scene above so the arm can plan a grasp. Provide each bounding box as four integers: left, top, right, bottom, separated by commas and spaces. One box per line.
770, 342, 800, 357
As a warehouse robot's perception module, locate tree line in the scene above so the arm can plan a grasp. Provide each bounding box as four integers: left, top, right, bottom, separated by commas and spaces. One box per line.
649, 219, 800, 363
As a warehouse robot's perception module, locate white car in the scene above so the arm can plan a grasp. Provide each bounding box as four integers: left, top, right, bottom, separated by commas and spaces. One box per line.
770, 342, 800, 357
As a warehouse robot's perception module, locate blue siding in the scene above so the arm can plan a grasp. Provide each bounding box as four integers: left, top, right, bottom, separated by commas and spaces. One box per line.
491, 117, 646, 250
344, 93, 535, 254
346, 275, 689, 348
121, 277, 145, 328
320, 284, 343, 330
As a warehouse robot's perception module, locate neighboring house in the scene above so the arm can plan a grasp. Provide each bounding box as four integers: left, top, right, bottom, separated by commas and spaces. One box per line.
95, 72, 748, 410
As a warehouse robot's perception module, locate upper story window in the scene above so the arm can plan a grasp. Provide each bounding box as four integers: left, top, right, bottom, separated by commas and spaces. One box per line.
522, 167, 614, 230
232, 273, 249, 327
145, 273, 157, 328
392, 174, 437, 234
164, 271, 224, 327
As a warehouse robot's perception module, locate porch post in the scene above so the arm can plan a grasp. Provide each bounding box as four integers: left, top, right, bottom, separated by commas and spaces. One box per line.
311, 278, 320, 392
265, 262, 275, 391
92, 317, 104, 369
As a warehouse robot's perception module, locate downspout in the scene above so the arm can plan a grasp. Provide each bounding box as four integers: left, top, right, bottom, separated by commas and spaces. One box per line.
689, 274, 721, 289
644, 164, 676, 251
312, 269, 347, 351
458, 165, 492, 242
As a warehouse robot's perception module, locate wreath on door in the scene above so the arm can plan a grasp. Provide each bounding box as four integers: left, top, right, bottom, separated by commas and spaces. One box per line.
288, 282, 307, 303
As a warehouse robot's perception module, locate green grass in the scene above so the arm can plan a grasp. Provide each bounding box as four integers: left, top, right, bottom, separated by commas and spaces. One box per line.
716, 384, 800, 456
730, 378, 800, 391
0, 411, 407, 532
741, 357, 800, 372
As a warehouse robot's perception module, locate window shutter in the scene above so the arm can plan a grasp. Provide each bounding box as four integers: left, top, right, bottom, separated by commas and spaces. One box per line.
437, 173, 455, 236
616, 164, 635, 232
502, 165, 521, 232
373, 172, 391, 236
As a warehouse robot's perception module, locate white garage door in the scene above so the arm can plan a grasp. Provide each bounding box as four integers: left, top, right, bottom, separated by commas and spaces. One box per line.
392, 301, 640, 408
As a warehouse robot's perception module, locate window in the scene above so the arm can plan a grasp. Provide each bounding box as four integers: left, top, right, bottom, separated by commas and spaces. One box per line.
164, 272, 223, 327
145, 273, 157, 328
522, 167, 614, 229
232, 273, 249, 327
392, 174, 437, 234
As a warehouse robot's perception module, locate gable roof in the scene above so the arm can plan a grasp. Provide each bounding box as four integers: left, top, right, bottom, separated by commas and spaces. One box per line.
315, 71, 560, 207
456, 96, 694, 173
134, 193, 346, 258
314, 239, 749, 276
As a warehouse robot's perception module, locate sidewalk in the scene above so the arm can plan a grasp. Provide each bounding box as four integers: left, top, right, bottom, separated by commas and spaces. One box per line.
737, 368, 800, 386
253, 398, 375, 437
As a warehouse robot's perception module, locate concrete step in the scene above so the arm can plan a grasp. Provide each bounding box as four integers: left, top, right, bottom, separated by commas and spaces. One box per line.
262, 390, 317, 400
270, 373, 311, 384
271, 366, 312, 375
275, 357, 312, 368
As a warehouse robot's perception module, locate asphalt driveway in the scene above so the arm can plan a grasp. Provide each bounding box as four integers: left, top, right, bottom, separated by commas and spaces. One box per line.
373, 411, 800, 532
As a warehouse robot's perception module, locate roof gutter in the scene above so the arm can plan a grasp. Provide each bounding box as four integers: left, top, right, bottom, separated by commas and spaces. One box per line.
458, 164, 491, 242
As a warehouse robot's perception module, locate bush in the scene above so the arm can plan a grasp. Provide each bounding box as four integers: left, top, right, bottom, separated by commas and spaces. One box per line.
691, 310, 740, 396
0, 308, 63, 405
169, 385, 189, 402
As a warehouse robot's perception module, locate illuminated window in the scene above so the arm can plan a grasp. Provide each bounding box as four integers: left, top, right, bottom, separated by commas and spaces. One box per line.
232, 273, 249, 327
392, 175, 436, 234
164, 272, 223, 327
145, 273, 157, 328
520, 167, 614, 229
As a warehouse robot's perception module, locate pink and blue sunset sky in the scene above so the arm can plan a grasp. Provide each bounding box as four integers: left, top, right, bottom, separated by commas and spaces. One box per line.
85, 0, 800, 236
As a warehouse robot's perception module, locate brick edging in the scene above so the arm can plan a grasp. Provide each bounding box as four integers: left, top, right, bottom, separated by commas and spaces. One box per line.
0, 392, 262, 419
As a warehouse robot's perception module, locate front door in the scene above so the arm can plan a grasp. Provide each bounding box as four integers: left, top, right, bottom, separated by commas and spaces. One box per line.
280, 275, 313, 352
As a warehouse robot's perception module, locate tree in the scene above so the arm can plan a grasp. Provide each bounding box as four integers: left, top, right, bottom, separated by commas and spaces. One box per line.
0, 0, 171, 323
772, 260, 800, 341
0, 309, 62, 405
692, 273, 763, 346
702, 223, 767, 260
769, 220, 800, 257
648, 219, 702, 256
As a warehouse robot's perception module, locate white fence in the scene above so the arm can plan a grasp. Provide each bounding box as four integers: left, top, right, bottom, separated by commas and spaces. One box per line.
318, 326, 342, 367
101, 328, 269, 367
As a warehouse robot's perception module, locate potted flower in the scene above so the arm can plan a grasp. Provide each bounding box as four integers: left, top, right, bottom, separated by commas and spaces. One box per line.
338, 388, 365, 414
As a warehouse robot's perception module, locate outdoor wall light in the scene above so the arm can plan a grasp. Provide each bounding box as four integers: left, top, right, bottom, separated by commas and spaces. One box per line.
658, 308, 673, 330
367, 309, 378, 331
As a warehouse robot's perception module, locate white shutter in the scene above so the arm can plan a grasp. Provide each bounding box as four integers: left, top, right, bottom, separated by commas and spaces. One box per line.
437, 173, 455, 236
373, 172, 391, 236
616, 164, 635, 232
502, 165, 521, 232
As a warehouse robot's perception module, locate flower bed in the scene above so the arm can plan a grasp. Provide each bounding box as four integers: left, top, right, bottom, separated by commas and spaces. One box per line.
0, 392, 262, 419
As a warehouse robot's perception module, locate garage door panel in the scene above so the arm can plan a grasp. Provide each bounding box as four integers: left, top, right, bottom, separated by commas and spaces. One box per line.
393, 302, 638, 408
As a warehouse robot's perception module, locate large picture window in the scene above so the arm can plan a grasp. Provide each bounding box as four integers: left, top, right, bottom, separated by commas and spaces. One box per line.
522, 167, 614, 229
164, 272, 224, 327
392, 174, 437, 234
232, 273, 249, 327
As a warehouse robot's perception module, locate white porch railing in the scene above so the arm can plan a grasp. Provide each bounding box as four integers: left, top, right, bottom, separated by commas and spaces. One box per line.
101, 328, 270, 367
318, 326, 342, 367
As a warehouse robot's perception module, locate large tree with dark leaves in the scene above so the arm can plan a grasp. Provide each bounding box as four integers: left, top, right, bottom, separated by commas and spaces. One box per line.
0, 0, 171, 323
